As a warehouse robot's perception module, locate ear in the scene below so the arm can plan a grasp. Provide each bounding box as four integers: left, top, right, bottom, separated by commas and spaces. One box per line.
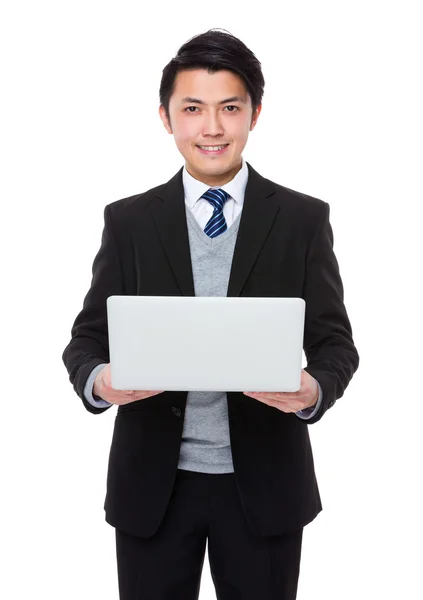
159, 105, 173, 134
250, 104, 262, 132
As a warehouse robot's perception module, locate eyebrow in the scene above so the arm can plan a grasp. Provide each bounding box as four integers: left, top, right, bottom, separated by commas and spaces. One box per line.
180, 96, 247, 105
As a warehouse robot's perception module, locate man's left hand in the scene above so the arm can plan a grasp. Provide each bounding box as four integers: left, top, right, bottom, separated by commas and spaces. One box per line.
243, 369, 319, 413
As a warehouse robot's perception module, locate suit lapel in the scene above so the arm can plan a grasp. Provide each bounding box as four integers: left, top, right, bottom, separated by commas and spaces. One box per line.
150, 161, 279, 297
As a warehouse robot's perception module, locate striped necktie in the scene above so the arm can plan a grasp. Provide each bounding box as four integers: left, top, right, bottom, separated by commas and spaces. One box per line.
202, 188, 230, 238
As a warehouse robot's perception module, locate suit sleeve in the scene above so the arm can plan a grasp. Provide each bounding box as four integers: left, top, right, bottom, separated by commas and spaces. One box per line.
295, 379, 323, 420
62, 204, 123, 414
83, 362, 113, 408
301, 201, 359, 424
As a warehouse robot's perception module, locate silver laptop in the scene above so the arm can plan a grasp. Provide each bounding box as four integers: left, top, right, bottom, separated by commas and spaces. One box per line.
106, 296, 305, 392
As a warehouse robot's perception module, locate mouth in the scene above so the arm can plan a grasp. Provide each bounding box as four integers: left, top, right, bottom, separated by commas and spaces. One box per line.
196, 144, 230, 156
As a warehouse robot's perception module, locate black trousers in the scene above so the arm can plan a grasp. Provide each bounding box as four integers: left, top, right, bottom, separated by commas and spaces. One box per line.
115, 468, 303, 600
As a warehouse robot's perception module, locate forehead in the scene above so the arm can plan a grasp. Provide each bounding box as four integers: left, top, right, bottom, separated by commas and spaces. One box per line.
171, 69, 250, 104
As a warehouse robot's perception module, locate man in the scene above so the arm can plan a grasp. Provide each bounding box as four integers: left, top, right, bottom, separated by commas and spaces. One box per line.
62, 28, 359, 600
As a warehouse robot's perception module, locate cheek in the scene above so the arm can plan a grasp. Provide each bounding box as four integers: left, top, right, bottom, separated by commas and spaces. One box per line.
240, 122, 252, 137
174, 121, 198, 144
228, 122, 249, 141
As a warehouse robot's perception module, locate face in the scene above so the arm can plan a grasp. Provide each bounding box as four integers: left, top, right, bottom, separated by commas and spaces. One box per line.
159, 69, 261, 186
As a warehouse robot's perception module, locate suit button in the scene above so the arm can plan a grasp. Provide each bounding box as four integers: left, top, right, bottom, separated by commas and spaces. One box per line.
172, 407, 181, 417
329, 400, 335, 408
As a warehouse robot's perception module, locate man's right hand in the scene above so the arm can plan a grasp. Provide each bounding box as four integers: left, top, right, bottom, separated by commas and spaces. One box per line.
93, 363, 165, 405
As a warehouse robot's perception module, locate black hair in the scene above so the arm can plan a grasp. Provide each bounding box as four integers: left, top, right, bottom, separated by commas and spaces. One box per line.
159, 28, 265, 125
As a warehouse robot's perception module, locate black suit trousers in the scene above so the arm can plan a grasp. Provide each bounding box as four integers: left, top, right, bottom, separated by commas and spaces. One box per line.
115, 468, 303, 600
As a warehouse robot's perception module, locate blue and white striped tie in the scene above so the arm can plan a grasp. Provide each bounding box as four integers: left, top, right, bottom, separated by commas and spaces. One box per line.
202, 188, 230, 238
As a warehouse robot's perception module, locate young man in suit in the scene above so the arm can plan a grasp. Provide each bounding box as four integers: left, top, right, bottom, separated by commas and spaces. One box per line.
62, 28, 359, 600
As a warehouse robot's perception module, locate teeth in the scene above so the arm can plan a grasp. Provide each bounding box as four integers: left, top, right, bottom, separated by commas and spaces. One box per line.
198, 145, 228, 151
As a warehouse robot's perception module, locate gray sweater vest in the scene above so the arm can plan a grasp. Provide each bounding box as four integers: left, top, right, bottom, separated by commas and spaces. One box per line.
177, 206, 243, 473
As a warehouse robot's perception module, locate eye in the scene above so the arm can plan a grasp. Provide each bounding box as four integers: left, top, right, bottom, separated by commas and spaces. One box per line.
183, 105, 239, 113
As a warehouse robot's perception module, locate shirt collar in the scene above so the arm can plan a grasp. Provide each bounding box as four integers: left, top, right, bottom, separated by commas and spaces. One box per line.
183, 155, 249, 209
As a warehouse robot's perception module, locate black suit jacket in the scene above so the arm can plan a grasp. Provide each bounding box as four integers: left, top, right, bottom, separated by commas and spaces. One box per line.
62, 161, 359, 538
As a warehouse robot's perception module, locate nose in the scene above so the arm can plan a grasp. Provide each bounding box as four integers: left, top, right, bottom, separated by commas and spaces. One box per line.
201, 111, 224, 137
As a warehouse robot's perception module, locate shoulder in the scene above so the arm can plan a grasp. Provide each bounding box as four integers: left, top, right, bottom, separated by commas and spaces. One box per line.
105, 180, 167, 220
263, 174, 329, 230
256, 171, 330, 243
250, 164, 327, 217
274, 180, 327, 213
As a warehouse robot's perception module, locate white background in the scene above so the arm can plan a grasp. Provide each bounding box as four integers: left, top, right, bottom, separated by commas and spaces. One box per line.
1, 1, 422, 598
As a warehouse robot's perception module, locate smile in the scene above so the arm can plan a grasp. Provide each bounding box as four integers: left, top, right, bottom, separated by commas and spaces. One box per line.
196, 144, 229, 156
